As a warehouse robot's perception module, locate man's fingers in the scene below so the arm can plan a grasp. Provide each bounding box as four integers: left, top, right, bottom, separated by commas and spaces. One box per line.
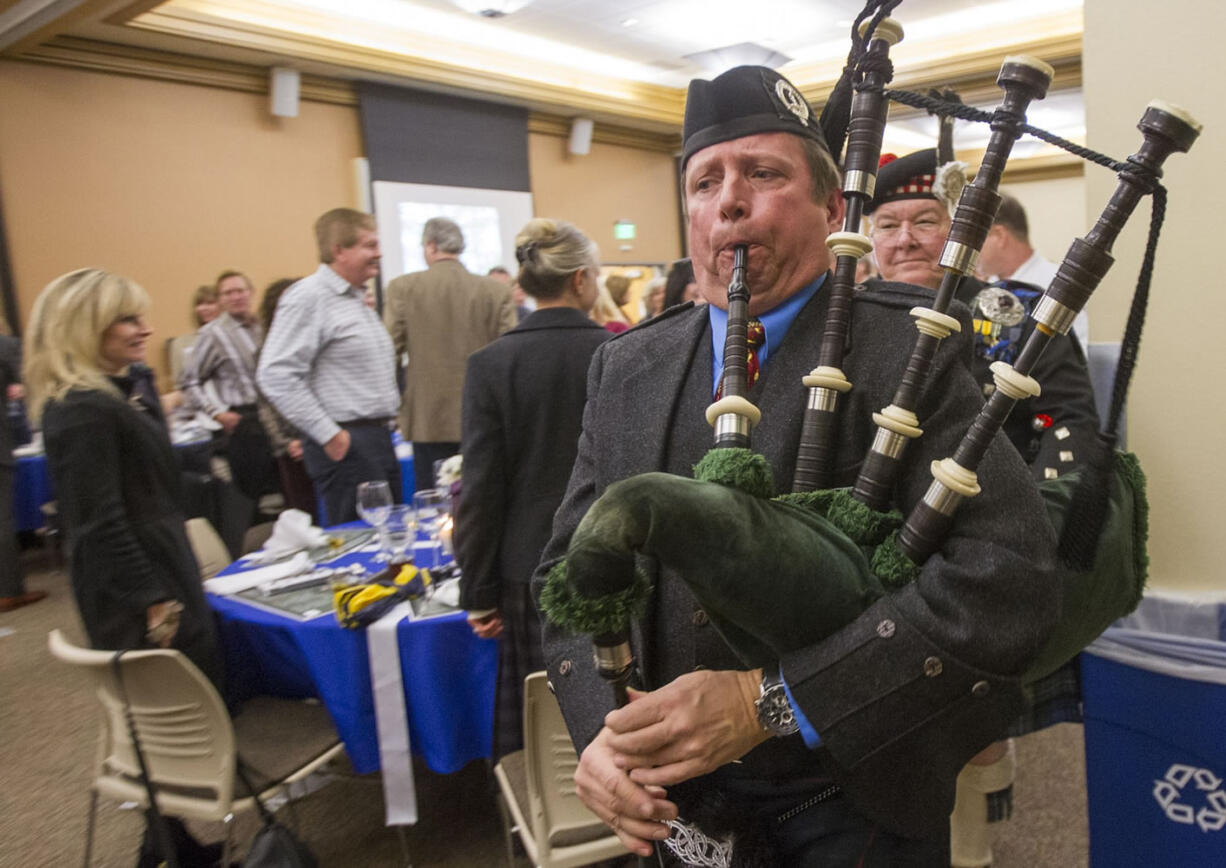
628, 760, 704, 789
605, 716, 673, 752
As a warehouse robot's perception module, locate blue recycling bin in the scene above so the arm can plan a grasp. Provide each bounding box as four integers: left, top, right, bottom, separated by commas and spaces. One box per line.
1081, 594, 1226, 867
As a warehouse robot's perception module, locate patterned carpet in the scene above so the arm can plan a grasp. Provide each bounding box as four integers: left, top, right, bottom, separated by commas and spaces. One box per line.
0, 554, 1087, 867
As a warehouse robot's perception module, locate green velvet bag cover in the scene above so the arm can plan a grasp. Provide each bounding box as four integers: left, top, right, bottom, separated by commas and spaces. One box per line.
544, 470, 883, 668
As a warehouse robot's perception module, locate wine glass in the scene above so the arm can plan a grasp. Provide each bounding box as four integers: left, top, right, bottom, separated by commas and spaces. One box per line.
412, 488, 451, 578
356, 480, 393, 561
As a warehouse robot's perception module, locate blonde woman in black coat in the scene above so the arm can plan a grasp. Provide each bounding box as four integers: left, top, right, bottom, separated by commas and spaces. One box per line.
25, 269, 222, 688
455, 219, 609, 760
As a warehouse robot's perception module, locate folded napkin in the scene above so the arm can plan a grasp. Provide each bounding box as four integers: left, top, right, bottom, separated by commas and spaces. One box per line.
204, 552, 312, 596
433, 578, 461, 608
246, 509, 329, 564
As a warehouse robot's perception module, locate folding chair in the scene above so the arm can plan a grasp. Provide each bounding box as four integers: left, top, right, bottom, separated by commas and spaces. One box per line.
493, 671, 631, 868
48, 629, 344, 867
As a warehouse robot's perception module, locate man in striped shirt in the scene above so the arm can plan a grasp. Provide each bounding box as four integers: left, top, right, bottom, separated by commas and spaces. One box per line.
257, 208, 401, 525
182, 270, 278, 502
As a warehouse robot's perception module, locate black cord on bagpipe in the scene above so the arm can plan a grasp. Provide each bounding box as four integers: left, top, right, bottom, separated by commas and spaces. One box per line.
1057, 182, 1166, 569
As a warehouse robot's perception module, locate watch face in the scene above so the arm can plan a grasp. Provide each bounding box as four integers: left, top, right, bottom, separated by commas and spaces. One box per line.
757, 683, 800, 736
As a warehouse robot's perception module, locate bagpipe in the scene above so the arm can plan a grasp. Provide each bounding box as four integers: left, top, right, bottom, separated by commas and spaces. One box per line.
539, 0, 1200, 707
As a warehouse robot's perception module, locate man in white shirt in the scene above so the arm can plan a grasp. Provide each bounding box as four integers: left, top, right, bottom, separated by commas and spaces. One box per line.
257, 208, 402, 524
978, 194, 1090, 349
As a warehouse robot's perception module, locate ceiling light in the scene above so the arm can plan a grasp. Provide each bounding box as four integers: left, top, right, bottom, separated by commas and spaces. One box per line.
621, 17, 639, 27
450, 0, 532, 17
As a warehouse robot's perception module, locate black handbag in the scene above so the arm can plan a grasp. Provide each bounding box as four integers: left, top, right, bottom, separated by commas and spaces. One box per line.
236, 764, 318, 868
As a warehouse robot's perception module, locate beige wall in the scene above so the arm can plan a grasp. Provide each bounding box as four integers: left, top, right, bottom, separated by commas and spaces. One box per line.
1084, 0, 1224, 592
0, 61, 683, 389
0, 61, 364, 387
528, 133, 681, 266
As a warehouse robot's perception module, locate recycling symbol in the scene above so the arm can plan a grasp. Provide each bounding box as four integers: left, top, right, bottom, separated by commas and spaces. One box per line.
1153, 764, 1226, 832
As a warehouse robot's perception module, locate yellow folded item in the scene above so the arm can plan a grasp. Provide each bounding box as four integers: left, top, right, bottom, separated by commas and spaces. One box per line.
334, 583, 398, 626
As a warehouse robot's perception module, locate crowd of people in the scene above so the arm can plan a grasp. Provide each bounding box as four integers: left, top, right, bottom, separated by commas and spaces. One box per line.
3, 56, 1107, 868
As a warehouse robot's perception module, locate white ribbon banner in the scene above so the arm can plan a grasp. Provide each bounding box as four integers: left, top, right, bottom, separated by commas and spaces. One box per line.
368, 600, 418, 825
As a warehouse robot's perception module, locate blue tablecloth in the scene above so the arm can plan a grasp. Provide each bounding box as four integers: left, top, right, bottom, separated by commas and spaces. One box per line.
207, 545, 495, 775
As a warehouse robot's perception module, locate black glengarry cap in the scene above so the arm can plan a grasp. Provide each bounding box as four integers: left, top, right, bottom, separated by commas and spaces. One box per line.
681, 66, 830, 168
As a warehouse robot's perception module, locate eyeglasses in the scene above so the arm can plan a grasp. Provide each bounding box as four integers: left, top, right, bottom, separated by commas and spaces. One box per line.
870, 218, 946, 240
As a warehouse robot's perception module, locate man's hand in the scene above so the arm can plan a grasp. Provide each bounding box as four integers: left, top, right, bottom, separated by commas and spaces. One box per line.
466, 611, 503, 639
214, 410, 240, 434
287, 439, 304, 461
604, 668, 768, 789
574, 727, 677, 857
324, 429, 350, 462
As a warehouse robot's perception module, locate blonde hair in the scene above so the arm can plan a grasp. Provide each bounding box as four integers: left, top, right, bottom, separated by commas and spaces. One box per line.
591, 283, 629, 327
514, 218, 597, 300
24, 268, 151, 420
315, 208, 375, 263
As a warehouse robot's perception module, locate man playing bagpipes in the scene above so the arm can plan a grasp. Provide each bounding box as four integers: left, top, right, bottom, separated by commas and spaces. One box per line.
531, 62, 1061, 866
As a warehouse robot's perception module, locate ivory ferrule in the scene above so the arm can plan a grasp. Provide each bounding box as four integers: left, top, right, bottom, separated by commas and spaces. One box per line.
871, 427, 909, 460
910, 307, 961, 339
939, 241, 980, 274
801, 366, 852, 392
1032, 295, 1078, 335
873, 404, 923, 439
825, 231, 873, 260
594, 642, 633, 675
705, 395, 761, 428
930, 457, 982, 498
843, 169, 877, 199
989, 361, 1041, 401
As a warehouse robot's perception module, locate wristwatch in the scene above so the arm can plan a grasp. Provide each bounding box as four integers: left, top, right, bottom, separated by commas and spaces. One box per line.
755, 664, 800, 737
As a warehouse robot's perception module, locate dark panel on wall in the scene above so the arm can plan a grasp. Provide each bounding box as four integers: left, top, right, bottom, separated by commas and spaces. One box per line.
357, 81, 529, 192
0, 182, 19, 336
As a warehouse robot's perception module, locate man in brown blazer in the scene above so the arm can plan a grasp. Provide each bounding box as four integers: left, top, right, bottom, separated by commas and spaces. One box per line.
383, 217, 516, 493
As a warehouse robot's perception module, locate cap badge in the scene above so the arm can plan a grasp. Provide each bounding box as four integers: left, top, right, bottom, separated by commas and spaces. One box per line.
774, 79, 810, 124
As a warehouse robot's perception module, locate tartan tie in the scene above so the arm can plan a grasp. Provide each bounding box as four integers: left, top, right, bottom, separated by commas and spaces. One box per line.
716, 318, 765, 400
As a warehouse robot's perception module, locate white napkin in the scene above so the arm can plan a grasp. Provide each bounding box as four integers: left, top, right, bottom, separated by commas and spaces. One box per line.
432, 577, 461, 608
246, 509, 329, 564
204, 552, 312, 596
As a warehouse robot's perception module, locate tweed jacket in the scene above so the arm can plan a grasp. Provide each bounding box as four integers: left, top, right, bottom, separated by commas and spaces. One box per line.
533, 279, 1060, 839
383, 259, 516, 442
455, 307, 609, 611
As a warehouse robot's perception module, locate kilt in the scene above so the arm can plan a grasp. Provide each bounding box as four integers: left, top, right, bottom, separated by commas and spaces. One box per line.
492, 581, 546, 761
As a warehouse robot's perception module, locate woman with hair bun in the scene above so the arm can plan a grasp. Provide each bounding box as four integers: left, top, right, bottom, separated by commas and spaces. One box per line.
455, 218, 609, 759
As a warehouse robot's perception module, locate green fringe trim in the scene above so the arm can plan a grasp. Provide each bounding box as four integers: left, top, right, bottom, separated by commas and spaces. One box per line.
871, 530, 921, 590
693, 448, 776, 499
1116, 450, 1150, 614
538, 559, 652, 635
774, 488, 903, 548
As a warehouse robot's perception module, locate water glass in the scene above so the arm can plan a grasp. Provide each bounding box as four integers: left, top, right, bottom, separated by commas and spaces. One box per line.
412, 488, 451, 572
383, 504, 415, 567
356, 480, 393, 560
